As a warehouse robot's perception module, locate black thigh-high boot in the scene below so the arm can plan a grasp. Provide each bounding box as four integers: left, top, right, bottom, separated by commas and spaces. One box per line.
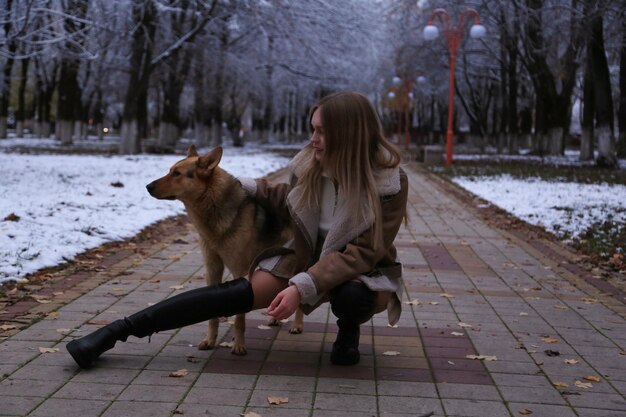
66, 277, 253, 368
329, 281, 375, 366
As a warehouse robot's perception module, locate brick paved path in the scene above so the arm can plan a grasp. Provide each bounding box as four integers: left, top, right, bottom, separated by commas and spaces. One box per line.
1, 164, 625, 417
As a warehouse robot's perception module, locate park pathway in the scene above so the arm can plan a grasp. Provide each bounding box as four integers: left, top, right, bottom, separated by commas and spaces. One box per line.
1, 163, 625, 417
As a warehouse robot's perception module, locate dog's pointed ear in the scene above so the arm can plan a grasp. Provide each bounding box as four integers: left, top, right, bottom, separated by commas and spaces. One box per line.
187, 145, 198, 157
197, 146, 223, 172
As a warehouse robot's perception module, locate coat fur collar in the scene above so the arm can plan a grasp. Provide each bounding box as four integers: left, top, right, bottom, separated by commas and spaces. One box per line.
286, 146, 401, 256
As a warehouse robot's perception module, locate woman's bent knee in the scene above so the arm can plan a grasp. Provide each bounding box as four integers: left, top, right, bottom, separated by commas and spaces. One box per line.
250, 270, 288, 309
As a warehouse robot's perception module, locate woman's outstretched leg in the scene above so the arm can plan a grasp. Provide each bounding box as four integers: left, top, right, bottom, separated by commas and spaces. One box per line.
66, 277, 254, 368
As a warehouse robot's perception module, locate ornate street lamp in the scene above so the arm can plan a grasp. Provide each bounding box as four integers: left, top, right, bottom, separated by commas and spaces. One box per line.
423, 8, 486, 166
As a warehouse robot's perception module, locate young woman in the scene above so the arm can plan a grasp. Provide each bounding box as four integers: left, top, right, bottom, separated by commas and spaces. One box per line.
66, 91, 409, 368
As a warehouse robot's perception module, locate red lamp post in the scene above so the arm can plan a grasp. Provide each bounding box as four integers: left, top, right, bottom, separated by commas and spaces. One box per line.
423, 8, 486, 166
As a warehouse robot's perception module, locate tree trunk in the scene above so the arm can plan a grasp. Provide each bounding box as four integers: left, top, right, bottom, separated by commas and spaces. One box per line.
16, 57, 29, 137
617, 16, 626, 158
0, 0, 16, 139
193, 49, 211, 147
589, 6, 616, 168
580, 32, 595, 161
119, 0, 157, 154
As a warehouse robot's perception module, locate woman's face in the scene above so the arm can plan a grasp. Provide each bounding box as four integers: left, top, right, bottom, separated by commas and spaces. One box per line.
310, 108, 325, 162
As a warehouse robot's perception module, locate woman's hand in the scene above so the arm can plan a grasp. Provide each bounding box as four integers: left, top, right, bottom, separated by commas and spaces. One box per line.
267, 285, 301, 321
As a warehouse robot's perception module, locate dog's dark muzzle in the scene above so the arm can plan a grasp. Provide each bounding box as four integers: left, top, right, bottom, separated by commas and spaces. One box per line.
146, 182, 176, 200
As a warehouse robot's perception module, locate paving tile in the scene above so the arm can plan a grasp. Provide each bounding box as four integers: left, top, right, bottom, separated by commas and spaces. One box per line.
184, 386, 251, 405
507, 402, 578, 417
498, 385, 567, 405
313, 392, 377, 412
378, 396, 443, 415
0, 378, 64, 397
100, 400, 179, 417
176, 403, 245, 417
28, 398, 110, 417
442, 398, 510, 417
0, 395, 44, 416
248, 388, 313, 408
376, 380, 438, 398
52, 381, 126, 401
117, 383, 188, 402
437, 382, 502, 400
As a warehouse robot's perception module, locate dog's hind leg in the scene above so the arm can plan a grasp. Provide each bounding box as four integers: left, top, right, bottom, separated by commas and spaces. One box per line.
289, 308, 304, 334
198, 247, 224, 351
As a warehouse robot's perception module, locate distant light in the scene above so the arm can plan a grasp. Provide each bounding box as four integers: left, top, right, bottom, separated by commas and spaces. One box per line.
408, 92, 414, 99
470, 24, 486, 39
387, 92, 396, 99
392, 76, 402, 86
103, 128, 109, 133
416, 75, 426, 84
423, 25, 439, 41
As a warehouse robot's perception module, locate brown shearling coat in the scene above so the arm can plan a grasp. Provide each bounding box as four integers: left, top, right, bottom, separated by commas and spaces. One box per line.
246, 161, 408, 324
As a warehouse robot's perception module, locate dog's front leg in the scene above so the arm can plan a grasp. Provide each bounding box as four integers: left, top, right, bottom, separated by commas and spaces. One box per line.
289, 308, 304, 334
231, 313, 247, 355
197, 247, 224, 351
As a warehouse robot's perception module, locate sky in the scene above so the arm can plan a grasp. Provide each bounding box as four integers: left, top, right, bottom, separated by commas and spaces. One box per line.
1, 138, 625, 283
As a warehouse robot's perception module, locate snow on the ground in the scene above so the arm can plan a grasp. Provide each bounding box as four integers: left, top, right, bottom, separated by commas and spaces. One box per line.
0, 143, 291, 283
453, 174, 626, 243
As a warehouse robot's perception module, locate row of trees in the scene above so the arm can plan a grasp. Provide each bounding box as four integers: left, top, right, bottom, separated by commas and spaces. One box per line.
387, 0, 625, 167
0, 0, 384, 153
1, 0, 624, 167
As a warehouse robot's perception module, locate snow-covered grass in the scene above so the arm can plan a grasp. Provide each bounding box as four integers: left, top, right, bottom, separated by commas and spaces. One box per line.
452, 174, 626, 244
0, 140, 291, 283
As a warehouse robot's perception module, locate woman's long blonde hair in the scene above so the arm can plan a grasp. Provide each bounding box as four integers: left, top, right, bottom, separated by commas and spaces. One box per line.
293, 91, 402, 248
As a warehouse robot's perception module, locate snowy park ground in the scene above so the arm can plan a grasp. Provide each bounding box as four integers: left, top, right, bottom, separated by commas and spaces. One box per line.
1, 135, 625, 283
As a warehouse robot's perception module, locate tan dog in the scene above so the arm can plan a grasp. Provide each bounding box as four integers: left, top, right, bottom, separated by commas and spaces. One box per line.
146, 145, 303, 355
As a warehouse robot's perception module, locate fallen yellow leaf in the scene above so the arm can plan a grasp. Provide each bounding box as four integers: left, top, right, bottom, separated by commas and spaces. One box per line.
382, 351, 401, 356
243, 412, 263, 417
169, 285, 185, 290
541, 337, 559, 344
267, 396, 289, 405
450, 332, 464, 337
518, 409, 533, 415
458, 322, 473, 328
439, 293, 455, 298
574, 380, 592, 389
428, 301, 439, 305
552, 381, 569, 389
38, 347, 60, 354
404, 299, 421, 305
219, 341, 234, 348
563, 359, 579, 365
169, 369, 189, 378
519, 312, 529, 316
552, 304, 568, 310
580, 297, 598, 303
582, 375, 601, 382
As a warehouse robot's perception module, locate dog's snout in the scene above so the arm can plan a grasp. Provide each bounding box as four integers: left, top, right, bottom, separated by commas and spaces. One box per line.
146, 182, 155, 195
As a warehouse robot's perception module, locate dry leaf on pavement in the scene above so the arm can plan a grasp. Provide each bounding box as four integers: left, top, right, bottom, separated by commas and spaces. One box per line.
574, 380, 593, 389
466, 354, 497, 361
169, 285, 185, 290
169, 369, 189, 378
582, 375, 601, 382
219, 341, 234, 348
518, 409, 533, 415
0, 324, 17, 331
439, 293, 455, 298
257, 325, 272, 330
404, 299, 421, 306
267, 396, 289, 405
450, 332, 464, 337
564, 359, 579, 365
541, 337, 559, 344
552, 304, 568, 310
458, 322, 473, 328
382, 351, 401, 356
38, 347, 60, 353
243, 412, 263, 417
552, 381, 569, 389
